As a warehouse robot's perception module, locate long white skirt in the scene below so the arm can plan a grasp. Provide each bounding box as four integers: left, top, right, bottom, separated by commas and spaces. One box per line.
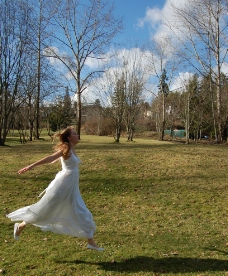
7, 170, 96, 239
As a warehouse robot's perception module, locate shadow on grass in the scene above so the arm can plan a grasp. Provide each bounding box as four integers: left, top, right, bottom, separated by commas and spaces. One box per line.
78, 142, 179, 151
56, 255, 228, 273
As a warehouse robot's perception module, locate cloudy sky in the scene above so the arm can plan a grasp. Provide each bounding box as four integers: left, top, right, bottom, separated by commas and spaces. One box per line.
114, 0, 169, 45
51, 0, 227, 103
83, 0, 191, 103
117, 0, 190, 86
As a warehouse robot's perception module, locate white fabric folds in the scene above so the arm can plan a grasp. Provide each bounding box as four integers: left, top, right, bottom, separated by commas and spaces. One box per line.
7, 153, 96, 239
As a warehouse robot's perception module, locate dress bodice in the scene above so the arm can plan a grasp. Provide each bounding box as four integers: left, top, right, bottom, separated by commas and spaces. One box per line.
60, 152, 81, 171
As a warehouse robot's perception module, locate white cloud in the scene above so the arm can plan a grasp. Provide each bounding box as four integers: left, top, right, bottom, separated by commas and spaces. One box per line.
137, 7, 163, 28
137, 0, 190, 44
85, 56, 101, 69
80, 47, 155, 105
137, 1, 209, 94
170, 72, 194, 91
43, 46, 65, 67
43, 46, 74, 82
221, 62, 228, 75
84, 52, 112, 69
65, 71, 76, 81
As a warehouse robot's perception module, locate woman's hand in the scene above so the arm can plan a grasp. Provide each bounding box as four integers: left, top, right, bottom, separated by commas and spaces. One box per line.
18, 165, 33, 174
17, 150, 62, 174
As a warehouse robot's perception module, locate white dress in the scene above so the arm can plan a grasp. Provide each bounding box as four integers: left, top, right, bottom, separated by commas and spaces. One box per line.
7, 152, 96, 239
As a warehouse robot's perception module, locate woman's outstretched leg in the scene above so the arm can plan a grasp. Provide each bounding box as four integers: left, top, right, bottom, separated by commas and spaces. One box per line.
14, 221, 26, 240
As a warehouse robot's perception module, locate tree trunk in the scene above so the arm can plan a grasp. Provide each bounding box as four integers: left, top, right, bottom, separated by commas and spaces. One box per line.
185, 89, 190, 144
215, 2, 222, 143
76, 87, 82, 138
115, 126, 121, 142
210, 77, 217, 143
127, 125, 134, 141
35, 0, 42, 140
216, 76, 222, 143
160, 93, 165, 141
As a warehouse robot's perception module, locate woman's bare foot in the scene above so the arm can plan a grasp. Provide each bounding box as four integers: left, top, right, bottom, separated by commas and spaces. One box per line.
87, 238, 104, 251
88, 238, 99, 247
16, 221, 26, 236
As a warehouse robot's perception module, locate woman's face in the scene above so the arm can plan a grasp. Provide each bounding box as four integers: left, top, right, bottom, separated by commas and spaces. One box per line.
68, 129, 80, 144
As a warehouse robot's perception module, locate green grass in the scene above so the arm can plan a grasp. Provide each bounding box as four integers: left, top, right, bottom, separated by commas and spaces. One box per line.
1, 135, 228, 275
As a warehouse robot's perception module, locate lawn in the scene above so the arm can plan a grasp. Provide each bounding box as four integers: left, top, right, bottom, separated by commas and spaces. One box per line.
1, 134, 228, 275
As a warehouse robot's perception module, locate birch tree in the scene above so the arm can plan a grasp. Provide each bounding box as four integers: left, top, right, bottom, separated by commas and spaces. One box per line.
165, 0, 228, 142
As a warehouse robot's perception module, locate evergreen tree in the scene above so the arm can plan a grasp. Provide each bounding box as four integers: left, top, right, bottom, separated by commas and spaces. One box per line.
158, 69, 169, 140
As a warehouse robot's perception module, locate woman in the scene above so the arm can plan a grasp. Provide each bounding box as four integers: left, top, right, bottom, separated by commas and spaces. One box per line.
6, 126, 104, 251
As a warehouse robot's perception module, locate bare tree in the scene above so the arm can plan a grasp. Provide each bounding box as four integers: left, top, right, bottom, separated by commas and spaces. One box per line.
146, 40, 180, 141
46, 0, 122, 137
111, 73, 126, 142
123, 53, 146, 141
165, 0, 228, 142
97, 48, 147, 142
125, 77, 143, 141
29, 0, 57, 139
0, 0, 32, 145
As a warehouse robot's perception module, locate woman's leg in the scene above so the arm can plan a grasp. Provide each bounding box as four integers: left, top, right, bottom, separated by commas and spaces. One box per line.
16, 221, 26, 236
88, 238, 99, 247
87, 238, 104, 251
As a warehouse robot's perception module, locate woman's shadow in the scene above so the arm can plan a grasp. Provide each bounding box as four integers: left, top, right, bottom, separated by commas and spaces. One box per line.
56, 249, 228, 274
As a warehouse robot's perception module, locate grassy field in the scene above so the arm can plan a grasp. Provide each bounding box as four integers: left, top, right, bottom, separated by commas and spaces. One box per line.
1, 134, 228, 276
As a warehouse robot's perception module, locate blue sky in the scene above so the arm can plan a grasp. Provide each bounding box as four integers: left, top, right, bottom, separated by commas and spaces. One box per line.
49, 0, 228, 103
49, 0, 195, 102
113, 0, 166, 46
82, 0, 191, 103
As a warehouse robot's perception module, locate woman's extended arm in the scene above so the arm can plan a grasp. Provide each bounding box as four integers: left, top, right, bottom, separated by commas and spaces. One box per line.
18, 150, 63, 174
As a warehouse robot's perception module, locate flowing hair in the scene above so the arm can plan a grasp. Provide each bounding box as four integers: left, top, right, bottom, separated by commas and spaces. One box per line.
53, 126, 74, 156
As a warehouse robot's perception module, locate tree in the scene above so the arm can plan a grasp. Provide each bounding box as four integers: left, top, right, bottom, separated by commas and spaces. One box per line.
123, 50, 146, 142
0, 0, 32, 145
111, 74, 126, 142
0, 0, 60, 144
23, 70, 37, 141
165, 91, 182, 140
30, 0, 57, 139
47, 87, 74, 132
125, 77, 143, 141
146, 39, 180, 141
47, 0, 122, 138
48, 97, 65, 131
166, 0, 228, 142
99, 47, 147, 142
62, 86, 74, 128
218, 73, 228, 141
158, 69, 169, 140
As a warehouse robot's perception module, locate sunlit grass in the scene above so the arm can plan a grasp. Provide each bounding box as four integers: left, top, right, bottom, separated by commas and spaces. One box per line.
1, 135, 228, 275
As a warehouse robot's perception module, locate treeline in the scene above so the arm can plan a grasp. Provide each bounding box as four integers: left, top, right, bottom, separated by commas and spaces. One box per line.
1, 0, 228, 145
0, 0, 122, 145
16, 71, 227, 144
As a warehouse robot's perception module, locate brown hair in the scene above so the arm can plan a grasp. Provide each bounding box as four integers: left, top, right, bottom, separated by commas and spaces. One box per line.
53, 126, 74, 155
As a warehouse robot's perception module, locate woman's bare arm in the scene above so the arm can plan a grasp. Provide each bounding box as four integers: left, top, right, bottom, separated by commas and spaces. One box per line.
18, 150, 63, 174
